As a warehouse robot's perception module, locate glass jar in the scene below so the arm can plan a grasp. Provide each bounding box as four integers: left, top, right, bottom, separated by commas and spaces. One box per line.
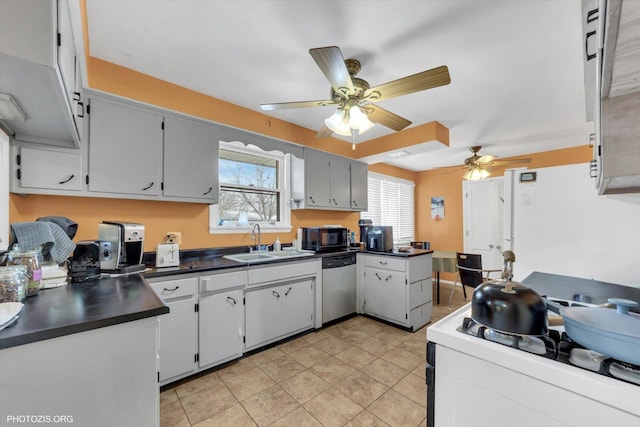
0, 265, 27, 302
8, 249, 42, 297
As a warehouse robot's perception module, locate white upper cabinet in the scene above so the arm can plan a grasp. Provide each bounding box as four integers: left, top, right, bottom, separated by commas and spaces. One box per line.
304, 149, 332, 207
18, 146, 82, 192
350, 160, 368, 211
0, 0, 84, 148
329, 155, 351, 209
87, 97, 163, 196
163, 116, 219, 203
302, 148, 368, 211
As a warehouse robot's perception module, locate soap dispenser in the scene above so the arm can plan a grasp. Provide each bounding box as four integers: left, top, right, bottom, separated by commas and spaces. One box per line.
274, 237, 281, 252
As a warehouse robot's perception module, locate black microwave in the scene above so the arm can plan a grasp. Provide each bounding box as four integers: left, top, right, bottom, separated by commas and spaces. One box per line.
301, 227, 348, 253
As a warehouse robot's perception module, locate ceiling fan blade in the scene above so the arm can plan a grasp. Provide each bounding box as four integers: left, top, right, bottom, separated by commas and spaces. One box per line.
260, 99, 337, 111
488, 158, 532, 166
309, 46, 354, 97
364, 65, 451, 102
365, 104, 411, 131
316, 125, 333, 138
476, 154, 497, 164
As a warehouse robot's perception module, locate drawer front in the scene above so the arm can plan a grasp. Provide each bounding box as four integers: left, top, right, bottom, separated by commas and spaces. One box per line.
410, 302, 432, 331
200, 270, 247, 293
409, 278, 433, 309
363, 255, 406, 272
150, 277, 197, 300
247, 260, 317, 286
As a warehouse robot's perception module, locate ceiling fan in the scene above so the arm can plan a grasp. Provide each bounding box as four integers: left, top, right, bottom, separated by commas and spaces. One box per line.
260, 46, 451, 140
445, 146, 532, 180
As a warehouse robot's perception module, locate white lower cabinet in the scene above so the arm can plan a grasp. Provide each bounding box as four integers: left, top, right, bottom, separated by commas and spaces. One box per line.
245, 279, 315, 350
148, 276, 198, 384
198, 269, 246, 369
362, 267, 406, 325
147, 259, 319, 385
358, 253, 433, 331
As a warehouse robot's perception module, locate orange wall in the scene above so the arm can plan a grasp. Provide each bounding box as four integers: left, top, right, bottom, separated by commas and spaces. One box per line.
9, 193, 359, 251
414, 145, 592, 281
7, 56, 592, 254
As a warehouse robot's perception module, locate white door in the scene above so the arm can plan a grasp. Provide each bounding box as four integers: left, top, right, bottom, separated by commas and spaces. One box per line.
199, 289, 244, 367
463, 178, 504, 270
281, 280, 314, 336
364, 267, 406, 325
245, 286, 281, 348
158, 297, 197, 382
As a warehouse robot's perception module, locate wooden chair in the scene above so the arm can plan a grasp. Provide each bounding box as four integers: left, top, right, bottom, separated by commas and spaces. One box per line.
448, 252, 500, 308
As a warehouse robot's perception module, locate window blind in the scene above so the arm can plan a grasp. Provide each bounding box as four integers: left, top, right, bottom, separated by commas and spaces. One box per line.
361, 172, 415, 244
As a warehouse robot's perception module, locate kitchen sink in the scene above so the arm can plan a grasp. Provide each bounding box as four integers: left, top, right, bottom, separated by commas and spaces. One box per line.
223, 250, 315, 264
224, 253, 277, 263
268, 250, 315, 258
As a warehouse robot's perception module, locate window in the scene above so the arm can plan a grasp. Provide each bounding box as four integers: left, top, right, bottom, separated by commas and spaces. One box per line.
361, 172, 415, 245
209, 142, 291, 233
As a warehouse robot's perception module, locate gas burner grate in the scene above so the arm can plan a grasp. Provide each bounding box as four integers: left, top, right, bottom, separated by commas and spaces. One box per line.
457, 317, 558, 359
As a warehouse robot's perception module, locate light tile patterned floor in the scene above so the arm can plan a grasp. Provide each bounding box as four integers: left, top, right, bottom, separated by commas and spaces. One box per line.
160, 282, 468, 427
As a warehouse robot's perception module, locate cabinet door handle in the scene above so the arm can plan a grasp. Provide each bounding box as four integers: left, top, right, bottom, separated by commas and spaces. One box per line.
272, 290, 280, 299
585, 29, 597, 61
309, 196, 315, 204
285, 287, 292, 296
162, 286, 179, 293
375, 272, 382, 281
227, 296, 236, 305
58, 174, 74, 184
142, 182, 154, 191
352, 200, 357, 207
203, 187, 213, 196
379, 261, 388, 265
332, 198, 338, 205
77, 101, 84, 118
385, 275, 392, 282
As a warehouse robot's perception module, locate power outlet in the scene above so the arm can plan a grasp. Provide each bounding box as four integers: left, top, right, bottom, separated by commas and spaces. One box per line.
166, 231, 182, 245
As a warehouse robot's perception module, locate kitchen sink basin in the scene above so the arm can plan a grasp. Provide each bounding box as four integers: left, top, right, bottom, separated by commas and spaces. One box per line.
224, 253, 277, 263
223, 250, 315, 264
268, 250, 315, 258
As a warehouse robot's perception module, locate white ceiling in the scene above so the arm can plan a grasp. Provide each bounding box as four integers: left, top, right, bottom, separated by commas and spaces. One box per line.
84, 0, 591, 172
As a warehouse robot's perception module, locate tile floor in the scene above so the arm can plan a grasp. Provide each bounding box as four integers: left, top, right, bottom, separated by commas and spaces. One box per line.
160, 282, 468, 427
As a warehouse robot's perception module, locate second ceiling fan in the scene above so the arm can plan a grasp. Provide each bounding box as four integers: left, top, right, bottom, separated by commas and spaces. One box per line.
260, 46, 451, 139
444, 146, 532, 180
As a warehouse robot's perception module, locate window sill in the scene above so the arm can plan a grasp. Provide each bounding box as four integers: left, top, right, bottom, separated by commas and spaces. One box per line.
209, 224, 292, 235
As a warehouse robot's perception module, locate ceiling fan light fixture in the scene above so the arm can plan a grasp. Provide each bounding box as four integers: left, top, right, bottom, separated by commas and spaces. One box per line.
348, 105, 375, 134
325, 108, 352, 136
464, 167, 490, 181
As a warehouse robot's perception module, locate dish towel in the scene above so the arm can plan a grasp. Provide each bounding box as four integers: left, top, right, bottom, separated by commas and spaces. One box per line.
10, 222, 77, 264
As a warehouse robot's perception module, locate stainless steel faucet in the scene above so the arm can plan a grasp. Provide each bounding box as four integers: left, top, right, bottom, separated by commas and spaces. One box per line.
251, 223, 261, 250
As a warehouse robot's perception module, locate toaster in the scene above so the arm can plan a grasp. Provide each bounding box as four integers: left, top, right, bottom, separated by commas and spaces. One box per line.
156, 243, 180, 268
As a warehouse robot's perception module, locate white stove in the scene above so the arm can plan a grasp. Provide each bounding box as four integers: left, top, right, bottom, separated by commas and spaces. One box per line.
426, 303, 640, 427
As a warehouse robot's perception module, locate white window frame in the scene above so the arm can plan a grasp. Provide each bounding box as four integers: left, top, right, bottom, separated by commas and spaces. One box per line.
361, 172, 415, 245
209, 141, 292, 234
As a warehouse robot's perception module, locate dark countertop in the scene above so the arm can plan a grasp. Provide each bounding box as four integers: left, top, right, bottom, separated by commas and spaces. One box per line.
358, 248, 434, 257
0, 245, 431, 350
0, 274, 169, 350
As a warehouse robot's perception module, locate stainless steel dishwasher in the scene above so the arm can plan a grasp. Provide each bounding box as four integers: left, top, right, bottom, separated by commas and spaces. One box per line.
322, 252, 357, 324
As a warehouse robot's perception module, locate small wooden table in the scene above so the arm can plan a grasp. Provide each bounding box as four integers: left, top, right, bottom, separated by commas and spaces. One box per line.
432, 251, 458, 304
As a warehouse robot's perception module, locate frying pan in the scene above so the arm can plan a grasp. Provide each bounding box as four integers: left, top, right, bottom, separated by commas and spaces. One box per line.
548, 298, 640, 365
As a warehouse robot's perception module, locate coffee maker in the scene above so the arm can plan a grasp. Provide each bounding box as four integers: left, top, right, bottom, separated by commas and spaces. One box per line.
98, 221, 145, 273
